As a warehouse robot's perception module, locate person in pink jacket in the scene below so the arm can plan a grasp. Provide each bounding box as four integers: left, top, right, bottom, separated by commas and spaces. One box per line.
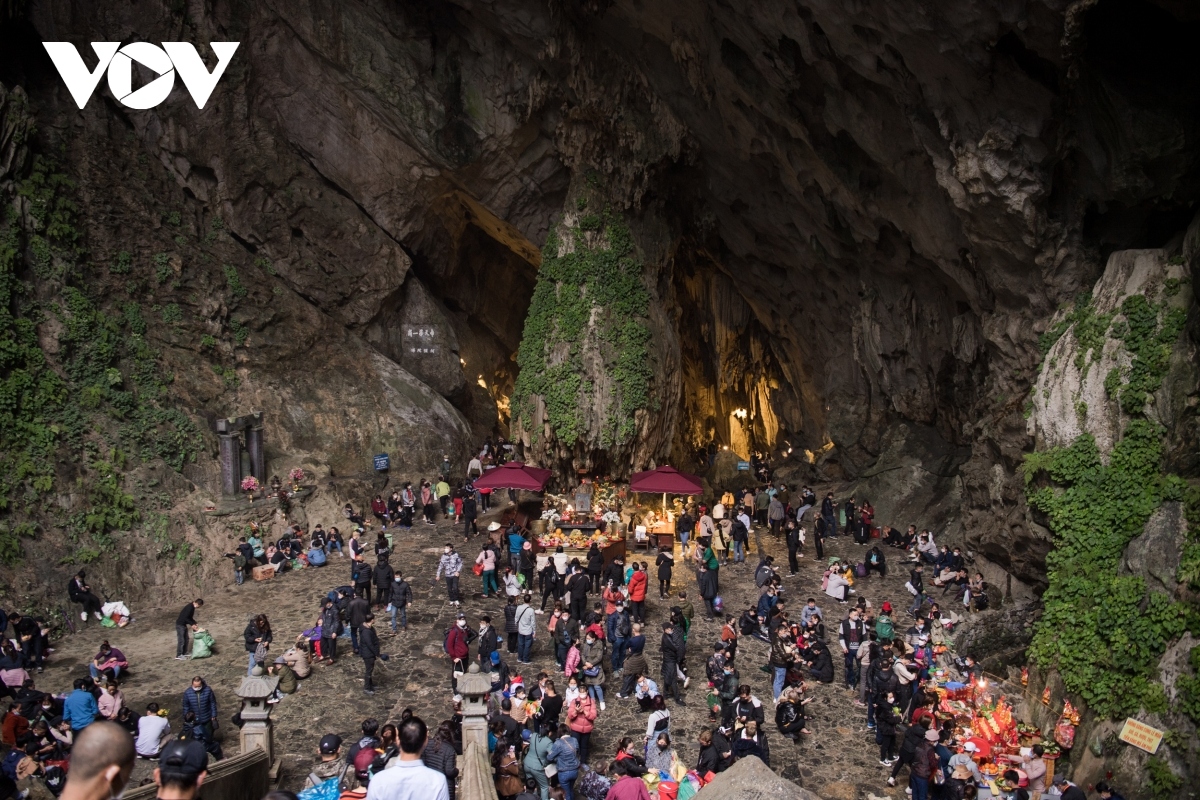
564, 637, 582, 679
604, 765, 651, 800
567, 693, 598, 762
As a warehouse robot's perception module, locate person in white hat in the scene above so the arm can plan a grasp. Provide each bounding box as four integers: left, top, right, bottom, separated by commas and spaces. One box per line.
946, 740, 983, 785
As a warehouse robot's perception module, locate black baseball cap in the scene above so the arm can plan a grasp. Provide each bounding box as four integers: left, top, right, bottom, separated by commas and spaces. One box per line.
159, 739, 208, 779
319, 734, 342, 754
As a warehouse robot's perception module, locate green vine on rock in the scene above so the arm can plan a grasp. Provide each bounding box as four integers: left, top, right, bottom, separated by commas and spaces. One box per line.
511, 210, 653, 448
0, 149, 201, 563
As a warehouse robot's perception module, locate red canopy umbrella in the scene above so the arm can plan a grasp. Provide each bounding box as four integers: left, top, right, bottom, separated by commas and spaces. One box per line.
629, 465, 703, 495
470, 461, 552, 492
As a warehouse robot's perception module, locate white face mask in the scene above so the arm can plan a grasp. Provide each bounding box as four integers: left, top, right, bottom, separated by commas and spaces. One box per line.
457, 620, 466, 628
444, 548, 451, 554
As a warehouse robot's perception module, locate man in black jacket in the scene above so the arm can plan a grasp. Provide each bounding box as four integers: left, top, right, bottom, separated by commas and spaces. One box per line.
320, 599, 342, 664
603, 557, 625, 588
358, 615, 385, 694
660, 621, 685, 704
347, 591, 371, 655
175, 599, 203, 661
476, 615, 498, 667
67, 571, 104, 622
372, 557, 394, 609
567, 568, 590, 621
785, 522, 802, 575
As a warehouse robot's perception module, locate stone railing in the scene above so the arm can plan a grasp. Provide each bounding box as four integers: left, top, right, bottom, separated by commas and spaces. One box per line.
122, 747, 271, 800
459, 741, 499, 800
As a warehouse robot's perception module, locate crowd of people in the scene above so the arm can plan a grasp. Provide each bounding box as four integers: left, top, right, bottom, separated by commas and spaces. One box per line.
0, 453, 1089, 800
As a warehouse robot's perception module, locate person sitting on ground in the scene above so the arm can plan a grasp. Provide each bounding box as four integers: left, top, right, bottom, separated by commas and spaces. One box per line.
89, 642, 127, 682
774, 685, 811, 740
643, 732, 676, 776
97, 681, 123, 721
644, 695, 671, 741
268, 658, 298, 695
67, 571, 104, 623
732, 719, 770, 768
134, 704, 171, 760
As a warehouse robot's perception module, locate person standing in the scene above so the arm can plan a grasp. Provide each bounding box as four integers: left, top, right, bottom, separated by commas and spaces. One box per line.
461, 492, 478, 541
838, 607, 867, 690
785, 523, 802, 575
373, 557, 395, 610
697, 564, 718, 620
348, 592, 371, 656
181, 677, 218, 749
437, 544, 464, 607
515, 594, 537, 665
174, 599, 203, 661
390, 571, 413, 634
627, 564, 647, 624
660, 621, 685, 705
320, 598, 342, 665
445, 615, 471, 685
359, 615, 386, 695
365, 717, 449, 800
655, 547, 674, 599
767, 495, 785, 537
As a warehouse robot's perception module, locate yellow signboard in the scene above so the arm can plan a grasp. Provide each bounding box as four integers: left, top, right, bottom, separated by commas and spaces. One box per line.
1118, 718, 1163, 754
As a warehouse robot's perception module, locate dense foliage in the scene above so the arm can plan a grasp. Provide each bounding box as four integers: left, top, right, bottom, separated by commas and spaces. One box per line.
511, 209, 653, 447
1025, 278, 1196, 740
0, 151, 201, 563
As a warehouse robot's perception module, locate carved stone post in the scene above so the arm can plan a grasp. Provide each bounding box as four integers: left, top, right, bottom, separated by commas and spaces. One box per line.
457, 664, 492, 752
216, 422, 241, 496
246, 412, 266, 483
237, 674, 282, 781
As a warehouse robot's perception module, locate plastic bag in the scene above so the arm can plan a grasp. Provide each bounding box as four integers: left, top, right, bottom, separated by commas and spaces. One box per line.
1053, 717, 1075, 749
192, 629, 215, 659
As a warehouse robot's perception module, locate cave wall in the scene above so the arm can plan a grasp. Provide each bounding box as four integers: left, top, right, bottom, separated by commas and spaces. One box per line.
1, 0, 1198, 625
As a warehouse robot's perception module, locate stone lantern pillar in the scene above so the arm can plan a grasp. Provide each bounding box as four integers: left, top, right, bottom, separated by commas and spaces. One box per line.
456, 663, 493, 751
236, 674, 282, 781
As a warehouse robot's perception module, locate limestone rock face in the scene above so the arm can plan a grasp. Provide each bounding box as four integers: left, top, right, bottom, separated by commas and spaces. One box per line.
694, 754, 824, 800
6, 0, 1200, 604
1120, 501, 1188, 598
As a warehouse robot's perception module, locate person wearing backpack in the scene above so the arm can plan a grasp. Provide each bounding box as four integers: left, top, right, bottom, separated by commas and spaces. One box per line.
875, 602, 896, 643
730, 517, 749, 565
304, 734, 354, 792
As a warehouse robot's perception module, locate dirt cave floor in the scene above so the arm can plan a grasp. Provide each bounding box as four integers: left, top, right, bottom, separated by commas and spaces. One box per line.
40, 510, 956, 798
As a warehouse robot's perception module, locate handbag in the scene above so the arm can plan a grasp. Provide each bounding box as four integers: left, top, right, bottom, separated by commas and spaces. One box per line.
583, 665, 602, 678
472, 563, 484, 577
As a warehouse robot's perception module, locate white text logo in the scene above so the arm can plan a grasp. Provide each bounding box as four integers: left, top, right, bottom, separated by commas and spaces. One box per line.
42, 42, 240, 110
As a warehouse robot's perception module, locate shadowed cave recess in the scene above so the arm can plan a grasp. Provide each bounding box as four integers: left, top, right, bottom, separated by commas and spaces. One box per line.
2, 0, 1200, 794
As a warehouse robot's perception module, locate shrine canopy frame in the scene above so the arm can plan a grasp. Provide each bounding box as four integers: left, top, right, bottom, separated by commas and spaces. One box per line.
629, 465, 703, 514
471, 461, 552, 492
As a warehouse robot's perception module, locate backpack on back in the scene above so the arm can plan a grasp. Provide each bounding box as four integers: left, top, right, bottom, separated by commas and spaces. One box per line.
875, 614, 895, 642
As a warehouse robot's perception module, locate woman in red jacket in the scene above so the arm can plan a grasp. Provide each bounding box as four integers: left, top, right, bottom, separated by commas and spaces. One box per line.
627, 565, 648, 624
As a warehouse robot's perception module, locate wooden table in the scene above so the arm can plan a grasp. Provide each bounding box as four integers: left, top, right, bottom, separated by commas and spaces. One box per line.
645, 522, 675, 552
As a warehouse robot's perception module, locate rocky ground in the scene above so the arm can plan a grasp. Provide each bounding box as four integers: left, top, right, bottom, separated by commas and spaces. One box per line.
39, 502, 956, 799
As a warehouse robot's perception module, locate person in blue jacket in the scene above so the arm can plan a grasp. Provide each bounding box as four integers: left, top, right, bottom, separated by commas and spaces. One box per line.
63, 678, 98, 731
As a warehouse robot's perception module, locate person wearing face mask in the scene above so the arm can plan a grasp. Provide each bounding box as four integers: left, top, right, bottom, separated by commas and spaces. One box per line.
58, 722, 135, 800
445, 615, 471, 687
436, 544, 464, 607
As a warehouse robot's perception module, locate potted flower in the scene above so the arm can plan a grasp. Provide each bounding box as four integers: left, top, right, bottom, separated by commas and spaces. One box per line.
288, 468, 305, 491
241, 475, 260, 502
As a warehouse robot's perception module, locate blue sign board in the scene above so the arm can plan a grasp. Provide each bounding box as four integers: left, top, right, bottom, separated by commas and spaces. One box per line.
373, 453, 390, 471
736, 461, 750, 471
